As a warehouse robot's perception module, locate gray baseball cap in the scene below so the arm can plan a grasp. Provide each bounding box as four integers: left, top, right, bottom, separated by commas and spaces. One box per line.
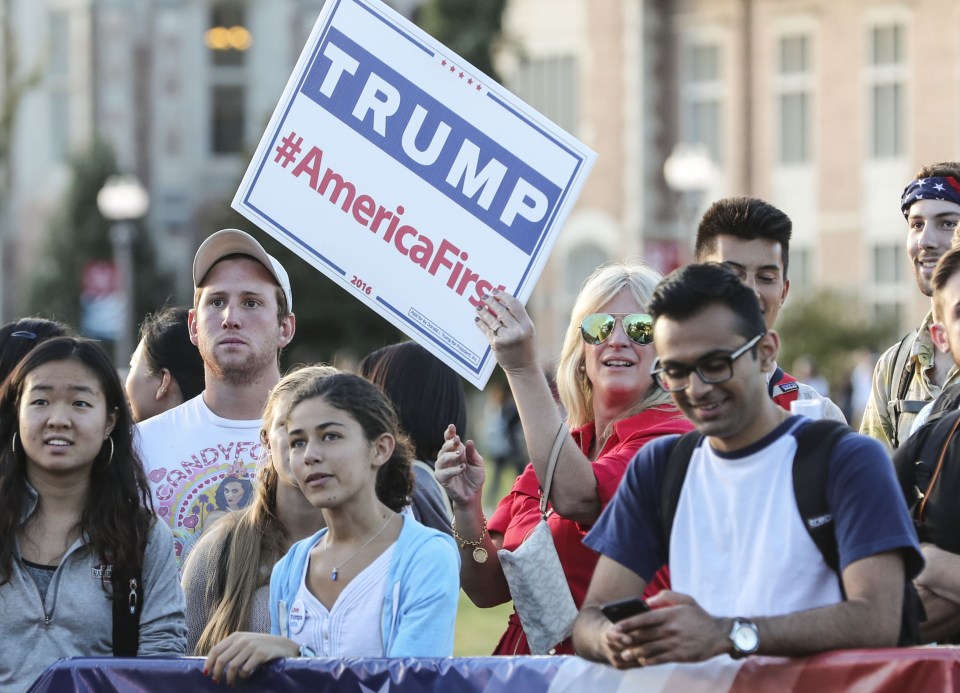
193, 229, 293, 312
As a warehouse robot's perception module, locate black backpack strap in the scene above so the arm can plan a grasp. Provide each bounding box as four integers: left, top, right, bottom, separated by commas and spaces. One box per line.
112, 518, 148, 657
792, 418, 923, 646
791, 419, 851, 579
659, 431, 704, 561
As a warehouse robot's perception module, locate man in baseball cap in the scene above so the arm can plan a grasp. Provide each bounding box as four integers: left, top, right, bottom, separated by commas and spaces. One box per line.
137, 228, 296, 567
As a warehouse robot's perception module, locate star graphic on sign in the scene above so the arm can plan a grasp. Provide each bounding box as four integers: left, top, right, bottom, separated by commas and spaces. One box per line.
359, 682, 390, 693
467, 78, 473, 85
934, 183, 946, 191
459, 71, 464, 78
450, 65, 456, 73
476, 84, 482, 91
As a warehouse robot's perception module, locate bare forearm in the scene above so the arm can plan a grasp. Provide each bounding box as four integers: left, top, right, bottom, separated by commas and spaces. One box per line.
755, 598, 901, 655
502, 367, 599, 523
450, 500, 512, 607
917, 584, 960, 642
917, 548, 960, 604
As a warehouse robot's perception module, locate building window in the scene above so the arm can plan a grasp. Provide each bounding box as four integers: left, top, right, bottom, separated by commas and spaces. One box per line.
790, 246, 810, 287
512, 56, 579, 136
206, 2, 249, 155
681, 41, 722, 164
867, 24, 905, 159
775, 35, 812, 165
211, 86, 246, 154
872, 243, 902, 284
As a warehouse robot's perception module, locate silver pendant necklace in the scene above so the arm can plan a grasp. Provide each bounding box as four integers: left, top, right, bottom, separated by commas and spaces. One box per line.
327, 514, 394, 581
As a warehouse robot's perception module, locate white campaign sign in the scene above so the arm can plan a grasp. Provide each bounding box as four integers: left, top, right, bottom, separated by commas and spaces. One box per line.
233, 0, 596, 388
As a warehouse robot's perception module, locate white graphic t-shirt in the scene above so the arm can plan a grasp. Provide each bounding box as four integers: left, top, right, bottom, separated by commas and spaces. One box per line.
135, 394, 263, 568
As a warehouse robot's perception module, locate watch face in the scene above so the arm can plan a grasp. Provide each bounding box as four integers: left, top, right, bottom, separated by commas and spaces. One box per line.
733, 623, 759, 652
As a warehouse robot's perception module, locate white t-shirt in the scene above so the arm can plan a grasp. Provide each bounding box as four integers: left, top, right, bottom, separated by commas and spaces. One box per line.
135, 394, 263, 568
289, 540, 396, 657
671, 427, 843, 617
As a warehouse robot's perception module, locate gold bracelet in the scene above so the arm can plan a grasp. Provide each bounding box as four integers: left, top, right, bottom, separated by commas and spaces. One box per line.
451, 516, 489, 564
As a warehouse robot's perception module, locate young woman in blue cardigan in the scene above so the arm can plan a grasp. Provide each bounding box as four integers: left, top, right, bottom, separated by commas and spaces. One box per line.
205, 373, 459, 686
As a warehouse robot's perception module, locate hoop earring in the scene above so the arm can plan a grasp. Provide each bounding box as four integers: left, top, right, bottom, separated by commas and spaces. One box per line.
101, 437, 115, 469
11, 431, 18, 455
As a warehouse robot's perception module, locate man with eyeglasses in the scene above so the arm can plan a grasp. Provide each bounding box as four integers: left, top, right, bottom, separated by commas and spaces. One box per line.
860, 163, 960, 451
573, 263, 921, 666
694, 196, 845, 422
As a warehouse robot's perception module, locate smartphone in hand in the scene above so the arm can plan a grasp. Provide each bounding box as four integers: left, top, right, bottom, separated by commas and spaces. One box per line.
600, 596, 650, 622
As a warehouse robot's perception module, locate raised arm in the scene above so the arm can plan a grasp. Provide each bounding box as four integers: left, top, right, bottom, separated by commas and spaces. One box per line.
434, 424, 512, 607
475, 291, 600, 523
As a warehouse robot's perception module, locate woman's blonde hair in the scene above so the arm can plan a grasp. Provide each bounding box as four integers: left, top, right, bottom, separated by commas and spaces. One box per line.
193, 364, 338, 655
556, 261, 673, 429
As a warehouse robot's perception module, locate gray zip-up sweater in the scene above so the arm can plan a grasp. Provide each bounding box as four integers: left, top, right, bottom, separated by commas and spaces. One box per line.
0, 490, 187, 691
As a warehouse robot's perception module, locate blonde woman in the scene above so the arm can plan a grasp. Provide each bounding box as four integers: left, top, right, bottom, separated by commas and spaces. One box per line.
437, 262, 692, 654
181, 365, 336, 654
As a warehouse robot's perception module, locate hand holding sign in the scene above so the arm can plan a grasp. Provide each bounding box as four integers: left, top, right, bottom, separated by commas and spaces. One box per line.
233, 0, 595, 388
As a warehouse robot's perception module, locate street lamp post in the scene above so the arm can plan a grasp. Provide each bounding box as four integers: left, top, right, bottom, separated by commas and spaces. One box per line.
96, 175, 149, 368
663, 143, 717, 234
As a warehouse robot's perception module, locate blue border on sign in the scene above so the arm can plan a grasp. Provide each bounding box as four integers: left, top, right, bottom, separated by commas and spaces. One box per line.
239, 0, 586, 377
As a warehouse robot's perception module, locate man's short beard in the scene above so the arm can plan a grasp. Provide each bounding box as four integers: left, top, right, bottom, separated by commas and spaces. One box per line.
200, 344, 277, 387
914, 272, 934, 298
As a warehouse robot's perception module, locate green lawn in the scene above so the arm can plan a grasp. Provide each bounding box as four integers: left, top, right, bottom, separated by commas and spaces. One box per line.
454, 590, 514, 656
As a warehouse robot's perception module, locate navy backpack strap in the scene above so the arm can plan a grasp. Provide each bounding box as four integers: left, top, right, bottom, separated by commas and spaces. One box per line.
659, 431, 704, 561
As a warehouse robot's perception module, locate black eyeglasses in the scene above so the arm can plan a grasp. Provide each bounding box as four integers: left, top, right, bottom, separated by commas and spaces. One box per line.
580, 313, 654, 346
650, 333, 764, 392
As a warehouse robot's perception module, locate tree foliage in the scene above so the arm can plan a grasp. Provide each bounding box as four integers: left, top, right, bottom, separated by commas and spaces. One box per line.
28, 140, 172, 347
416, 0, 507, 82
776, 290, 896, 392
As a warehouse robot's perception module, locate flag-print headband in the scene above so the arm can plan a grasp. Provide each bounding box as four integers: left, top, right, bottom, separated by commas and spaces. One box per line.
901, 177, 960, 217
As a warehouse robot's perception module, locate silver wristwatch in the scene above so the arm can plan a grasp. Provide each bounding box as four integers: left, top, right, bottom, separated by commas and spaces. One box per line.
728, 618, 759, 659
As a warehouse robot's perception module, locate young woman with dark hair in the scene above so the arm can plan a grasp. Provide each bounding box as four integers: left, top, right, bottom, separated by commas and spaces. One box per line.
182, 364, 335, 655
204, 373, 459, 686
0, 317, 71, 385
358, 341, 464, 534
125, 306, 204, 422
0, 337, 185, 689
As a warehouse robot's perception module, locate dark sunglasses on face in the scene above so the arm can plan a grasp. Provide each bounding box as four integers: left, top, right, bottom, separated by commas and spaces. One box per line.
580, 313, 654, 346
650, 333, 765, 392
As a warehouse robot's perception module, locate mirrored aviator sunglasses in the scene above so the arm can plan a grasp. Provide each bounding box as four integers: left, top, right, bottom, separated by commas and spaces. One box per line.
580, 313, 654, 346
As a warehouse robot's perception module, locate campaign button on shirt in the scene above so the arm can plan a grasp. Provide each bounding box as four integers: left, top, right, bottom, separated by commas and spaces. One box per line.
289, 600, 306, 634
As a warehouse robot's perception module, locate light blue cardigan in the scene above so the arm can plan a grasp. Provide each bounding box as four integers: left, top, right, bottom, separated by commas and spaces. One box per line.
270, 515, 460, 657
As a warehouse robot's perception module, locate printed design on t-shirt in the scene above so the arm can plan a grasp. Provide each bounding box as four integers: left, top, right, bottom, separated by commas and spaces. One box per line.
148, 439, 263, 563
